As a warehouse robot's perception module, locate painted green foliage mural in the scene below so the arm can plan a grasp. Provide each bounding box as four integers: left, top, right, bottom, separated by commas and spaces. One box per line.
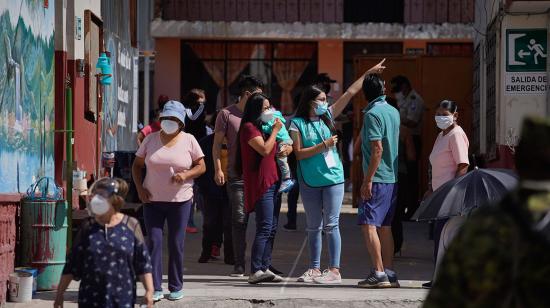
0, 1, 55, 193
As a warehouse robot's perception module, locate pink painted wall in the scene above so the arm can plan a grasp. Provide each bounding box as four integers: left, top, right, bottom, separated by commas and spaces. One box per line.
154, 39, 181, 104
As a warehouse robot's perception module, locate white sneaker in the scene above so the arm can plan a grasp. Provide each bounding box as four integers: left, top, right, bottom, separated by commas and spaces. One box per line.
297, 269, 322, 283
248, 270, 275, 284
265, 269, 284, 283
313, 269, 342, 284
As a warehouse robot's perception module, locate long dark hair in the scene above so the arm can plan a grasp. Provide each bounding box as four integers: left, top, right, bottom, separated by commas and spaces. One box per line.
235, 93, 270, 175
439, 99, 458, 113
295, 85, 336, 134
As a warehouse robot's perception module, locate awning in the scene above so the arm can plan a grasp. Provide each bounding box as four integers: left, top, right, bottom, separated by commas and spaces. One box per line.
151, 19, 475, 41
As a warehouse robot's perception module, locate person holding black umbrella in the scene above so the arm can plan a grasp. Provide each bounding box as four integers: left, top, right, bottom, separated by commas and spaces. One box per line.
424, 117, 550, 307
422, 100, 469, 289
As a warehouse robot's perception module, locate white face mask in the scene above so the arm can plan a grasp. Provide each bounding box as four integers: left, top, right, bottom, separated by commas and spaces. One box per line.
435, 115, 455, 130
161, 119, 180, 134
88, 195, 111, 216
260, 109, 274, 123
394, 92, 405, 101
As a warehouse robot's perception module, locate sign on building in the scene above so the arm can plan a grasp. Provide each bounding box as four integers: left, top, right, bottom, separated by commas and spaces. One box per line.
505, 29, 549, 95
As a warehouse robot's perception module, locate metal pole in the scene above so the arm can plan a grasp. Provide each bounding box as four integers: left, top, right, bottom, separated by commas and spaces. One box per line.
144, 56, 150, 125
546, 11, 550, 116
96, 76, 102, 179
65, 78, 73, 247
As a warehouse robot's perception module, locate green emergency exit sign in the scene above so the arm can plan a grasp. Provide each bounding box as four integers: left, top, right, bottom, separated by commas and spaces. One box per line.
506, 29, 547, 72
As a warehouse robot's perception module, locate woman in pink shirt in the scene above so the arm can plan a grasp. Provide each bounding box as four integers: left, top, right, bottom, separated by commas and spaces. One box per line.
132, 100, 206, 302
423, 99, 469, 288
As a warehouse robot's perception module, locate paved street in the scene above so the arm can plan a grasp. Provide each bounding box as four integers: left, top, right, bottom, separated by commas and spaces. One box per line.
8, 197, 433, 307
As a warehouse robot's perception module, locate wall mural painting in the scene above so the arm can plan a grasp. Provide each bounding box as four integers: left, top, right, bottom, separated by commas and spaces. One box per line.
0, 1, 55, 193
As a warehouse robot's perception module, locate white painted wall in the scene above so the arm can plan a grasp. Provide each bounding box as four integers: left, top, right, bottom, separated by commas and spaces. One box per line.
65, 0, 101, 59
474, 0, 550, 152
55, 0, 67, 51
499, 13, 549, 145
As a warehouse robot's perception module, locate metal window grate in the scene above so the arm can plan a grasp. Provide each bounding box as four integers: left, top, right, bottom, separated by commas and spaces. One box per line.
472, 44, 481, 154
181, 41, 318, 113
485, 22, 498, 161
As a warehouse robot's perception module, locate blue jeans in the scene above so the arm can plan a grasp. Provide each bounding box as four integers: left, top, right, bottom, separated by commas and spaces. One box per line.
299, 181, 344, 269
250, 184, 279, 273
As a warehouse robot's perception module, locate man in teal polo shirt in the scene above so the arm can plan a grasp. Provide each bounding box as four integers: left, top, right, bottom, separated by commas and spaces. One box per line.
357, 74, 400, 288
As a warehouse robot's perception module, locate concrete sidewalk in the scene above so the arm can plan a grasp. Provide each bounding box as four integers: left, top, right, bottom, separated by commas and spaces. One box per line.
7, 199, 433, 307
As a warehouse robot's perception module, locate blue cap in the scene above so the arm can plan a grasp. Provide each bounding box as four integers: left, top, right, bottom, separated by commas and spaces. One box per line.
160, 100, 186, 125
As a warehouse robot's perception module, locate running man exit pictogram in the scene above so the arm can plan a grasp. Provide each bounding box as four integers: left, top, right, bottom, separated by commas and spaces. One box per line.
506, 29, 547, 72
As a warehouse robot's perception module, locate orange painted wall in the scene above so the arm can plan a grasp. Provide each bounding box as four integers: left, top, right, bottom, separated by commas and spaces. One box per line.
318, 40, 344, 97
154, 39, 182, 104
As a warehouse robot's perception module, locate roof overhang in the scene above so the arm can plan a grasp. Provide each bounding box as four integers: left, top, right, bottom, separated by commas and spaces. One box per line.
151, 19, 475, 41
506, 1, 550, 13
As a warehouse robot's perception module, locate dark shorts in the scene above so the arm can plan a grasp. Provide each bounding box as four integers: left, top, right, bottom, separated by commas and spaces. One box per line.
357, 183, 398, 227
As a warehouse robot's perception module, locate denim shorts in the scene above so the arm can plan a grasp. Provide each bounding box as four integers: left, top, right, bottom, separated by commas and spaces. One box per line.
357, 183, 398, 227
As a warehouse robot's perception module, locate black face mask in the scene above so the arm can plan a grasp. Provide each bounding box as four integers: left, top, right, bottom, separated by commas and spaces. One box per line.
186, 103, 205, 121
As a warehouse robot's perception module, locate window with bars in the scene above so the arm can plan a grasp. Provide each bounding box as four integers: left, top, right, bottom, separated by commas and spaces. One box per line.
180, 41, 318, 115
485, 22, 498, 160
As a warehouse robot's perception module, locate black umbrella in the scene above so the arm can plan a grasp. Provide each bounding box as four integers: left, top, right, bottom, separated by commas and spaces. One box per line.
412, 168, 519, 221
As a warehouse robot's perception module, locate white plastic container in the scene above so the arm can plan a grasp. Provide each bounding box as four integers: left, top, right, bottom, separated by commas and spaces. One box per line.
8, 272, 33, 303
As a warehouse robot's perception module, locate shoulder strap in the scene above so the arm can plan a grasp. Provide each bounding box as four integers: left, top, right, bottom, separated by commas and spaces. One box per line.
123, 215, 145, 243
123, 215, 138, 232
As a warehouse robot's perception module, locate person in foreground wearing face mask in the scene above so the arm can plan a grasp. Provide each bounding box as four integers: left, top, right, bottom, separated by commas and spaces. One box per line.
260, 106, 296, 194
235, 93, 286, 284
424, 117, 550, 307
422, 99, 469, 289
289, 59, 386, 285
132, 100, 206, 302
55, 178, 154, 308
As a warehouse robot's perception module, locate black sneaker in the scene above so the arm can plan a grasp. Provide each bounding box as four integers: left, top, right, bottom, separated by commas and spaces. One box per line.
230, 266, 245, 277
422, 281, 433, 289
224, 257, 235, 265
283, 223, 297, 232
357, 272, 391, 288
385, 269, 400, 288
269, 265, 284, 276
198, 254, 210, 263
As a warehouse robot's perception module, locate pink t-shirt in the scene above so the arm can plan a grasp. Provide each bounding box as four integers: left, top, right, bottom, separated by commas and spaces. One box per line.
136, 132, 205, 202
429, 125, 470, 191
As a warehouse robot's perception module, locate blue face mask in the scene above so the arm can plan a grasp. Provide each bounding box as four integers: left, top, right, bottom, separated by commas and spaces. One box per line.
314, 100, 328, 116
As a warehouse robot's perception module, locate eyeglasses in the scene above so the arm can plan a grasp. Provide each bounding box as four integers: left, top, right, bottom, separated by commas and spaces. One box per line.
90, 178, 120, 197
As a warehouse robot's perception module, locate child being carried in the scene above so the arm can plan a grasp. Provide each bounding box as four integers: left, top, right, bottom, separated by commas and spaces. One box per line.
261, 108, 296, 194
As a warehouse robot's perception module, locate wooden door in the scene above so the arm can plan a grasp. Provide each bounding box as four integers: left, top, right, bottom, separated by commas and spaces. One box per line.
419, 56, 473, 194
351, 56, 473, 207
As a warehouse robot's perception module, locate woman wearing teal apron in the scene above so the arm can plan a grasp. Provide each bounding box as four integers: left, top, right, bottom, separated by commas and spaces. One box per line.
289, 60, 386, 284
